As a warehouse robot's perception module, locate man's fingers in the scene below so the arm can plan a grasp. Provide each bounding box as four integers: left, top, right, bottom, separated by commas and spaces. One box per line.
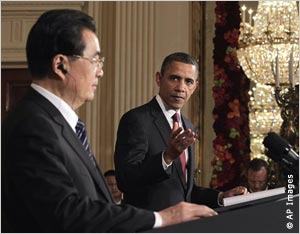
190, 203, 218, 218
176, 130, 196, 146
172, 121, 180, 131
158, 202, 218, 227
166, 128, 196, 160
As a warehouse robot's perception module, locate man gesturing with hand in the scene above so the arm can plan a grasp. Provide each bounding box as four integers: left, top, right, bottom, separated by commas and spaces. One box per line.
114, 52, 247, 212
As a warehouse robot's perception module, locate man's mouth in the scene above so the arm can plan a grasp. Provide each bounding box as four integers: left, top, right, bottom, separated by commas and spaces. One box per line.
172, 95, 184, 101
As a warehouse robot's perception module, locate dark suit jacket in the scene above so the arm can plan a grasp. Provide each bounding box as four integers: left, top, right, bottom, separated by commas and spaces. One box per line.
2, 88, 154, 233
114, 97, 219, 211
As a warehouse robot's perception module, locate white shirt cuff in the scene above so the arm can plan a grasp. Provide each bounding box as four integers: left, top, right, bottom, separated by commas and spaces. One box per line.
162, 151, 173, 170
217, 192, 224, 206
153, 211, 163, 228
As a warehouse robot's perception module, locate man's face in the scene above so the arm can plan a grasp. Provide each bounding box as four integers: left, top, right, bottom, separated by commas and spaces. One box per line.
156, 61, 198, 110
66, 29, 104, 107
105, 175, 122, 201
247, 167, 268, 192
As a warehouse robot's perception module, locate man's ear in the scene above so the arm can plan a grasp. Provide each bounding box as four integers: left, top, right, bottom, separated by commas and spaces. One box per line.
57, 64, 67, 74
195, 79, 199, 88
52, 54, 68, 77
155, 72, 162, 86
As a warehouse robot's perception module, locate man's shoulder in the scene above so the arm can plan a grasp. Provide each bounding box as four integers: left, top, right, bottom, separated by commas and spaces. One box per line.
3, 89, 39, 124
123, 97, 158, 116
3, 89, 62, 135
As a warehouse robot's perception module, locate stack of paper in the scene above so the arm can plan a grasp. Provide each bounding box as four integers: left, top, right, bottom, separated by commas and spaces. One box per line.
223, 187, 286, 207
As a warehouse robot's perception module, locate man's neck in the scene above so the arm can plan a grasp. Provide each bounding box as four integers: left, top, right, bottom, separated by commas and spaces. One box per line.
32, 79, 82, 110
156, 94, 179, 112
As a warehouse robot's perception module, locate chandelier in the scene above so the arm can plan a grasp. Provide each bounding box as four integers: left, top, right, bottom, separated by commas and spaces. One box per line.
237, 1, 299, 86
237, 1, 299, 158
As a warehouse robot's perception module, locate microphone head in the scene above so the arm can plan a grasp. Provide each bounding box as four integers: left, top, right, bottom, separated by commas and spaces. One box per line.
263, 132, 290, 156
264, 149, 281, 162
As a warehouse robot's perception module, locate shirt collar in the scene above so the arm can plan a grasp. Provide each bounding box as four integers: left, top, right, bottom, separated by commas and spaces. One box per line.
155, 94, 181, 122
31, 83, 78, 131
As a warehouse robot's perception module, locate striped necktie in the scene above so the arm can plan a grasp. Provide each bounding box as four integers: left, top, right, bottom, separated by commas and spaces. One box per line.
75, 118, 96, 166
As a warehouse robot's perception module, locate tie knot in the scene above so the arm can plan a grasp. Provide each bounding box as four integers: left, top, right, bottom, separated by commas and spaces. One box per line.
172, 112, 180, 123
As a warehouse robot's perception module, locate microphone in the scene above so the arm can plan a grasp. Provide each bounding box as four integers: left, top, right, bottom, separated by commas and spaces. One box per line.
263, 132, 299, 168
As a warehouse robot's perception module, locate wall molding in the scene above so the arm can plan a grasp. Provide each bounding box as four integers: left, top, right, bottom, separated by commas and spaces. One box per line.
1, 1, 85, 68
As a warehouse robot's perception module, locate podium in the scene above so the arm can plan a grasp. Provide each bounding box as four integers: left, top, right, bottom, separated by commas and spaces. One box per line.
146, 194, 299, 233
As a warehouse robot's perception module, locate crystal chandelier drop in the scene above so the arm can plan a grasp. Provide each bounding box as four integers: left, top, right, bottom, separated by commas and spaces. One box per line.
237, 1, 299, 86
248, 83, 282, 159
249, 84, 282, 135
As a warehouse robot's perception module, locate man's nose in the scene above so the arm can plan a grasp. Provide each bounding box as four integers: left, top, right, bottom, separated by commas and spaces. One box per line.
97, 67, 104, 79
175, 79, 185, 91
254, 183, 261, 188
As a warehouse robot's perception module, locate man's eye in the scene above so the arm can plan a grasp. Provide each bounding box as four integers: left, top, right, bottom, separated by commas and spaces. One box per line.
186, 79, 194, 85
170, 75, 179, 80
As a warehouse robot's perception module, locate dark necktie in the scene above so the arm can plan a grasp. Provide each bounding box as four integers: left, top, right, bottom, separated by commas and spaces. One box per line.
172, 112, 187, 181
75, 118, 96, 166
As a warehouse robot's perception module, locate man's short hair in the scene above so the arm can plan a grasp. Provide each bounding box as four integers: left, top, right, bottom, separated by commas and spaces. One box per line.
104, 169, 116, 177
247, 158, 269, 173
26, 9, 96, 79
160, 52, 199, 77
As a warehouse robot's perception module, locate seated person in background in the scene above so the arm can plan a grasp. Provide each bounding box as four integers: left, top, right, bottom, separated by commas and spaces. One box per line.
104, 169, 123, 204
246, 158, 269, 193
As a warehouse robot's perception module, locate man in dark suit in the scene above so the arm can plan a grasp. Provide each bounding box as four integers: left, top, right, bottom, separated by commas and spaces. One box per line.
114, 52, 247, 211
2, 10, 218, 233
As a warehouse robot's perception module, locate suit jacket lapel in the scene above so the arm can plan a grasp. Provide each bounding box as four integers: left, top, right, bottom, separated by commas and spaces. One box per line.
174, 157, 187, 189
182, 115, 195, 194
149, 98, 170, 146
31, 89, 113, 202
149, 98, 189, 189
60, 120, 113, 201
